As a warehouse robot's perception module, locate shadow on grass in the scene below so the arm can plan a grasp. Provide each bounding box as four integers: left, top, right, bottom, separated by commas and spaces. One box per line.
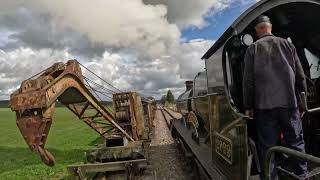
87, 136, 104, 146
0, 146, 89, 174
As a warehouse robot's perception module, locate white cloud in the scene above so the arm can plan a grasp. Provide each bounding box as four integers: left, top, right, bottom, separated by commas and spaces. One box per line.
0, 48, 71, 99
175, 39, 214, 79
0, 0, 237, 99
144, 0, 233, 28
27, 0, 180, 58
0, 39, 211, 100
80, 38, 213, 99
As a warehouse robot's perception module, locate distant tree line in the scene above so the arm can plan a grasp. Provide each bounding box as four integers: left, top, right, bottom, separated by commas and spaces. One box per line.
160, 90, 175, 104
0, 100, 9, 108
0, 100, 112, 108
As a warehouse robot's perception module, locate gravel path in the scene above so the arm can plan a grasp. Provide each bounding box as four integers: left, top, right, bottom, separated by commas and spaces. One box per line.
138, 109, 192, 180
150, 109, 175, 146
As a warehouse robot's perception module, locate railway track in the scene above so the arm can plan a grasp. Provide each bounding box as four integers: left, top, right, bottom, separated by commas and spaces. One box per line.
138, 107, 193, 180
158, 106, 175, 128
158, 105, 225, 180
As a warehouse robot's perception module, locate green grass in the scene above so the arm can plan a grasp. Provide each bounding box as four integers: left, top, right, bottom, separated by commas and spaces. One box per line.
0, 108, 103, 180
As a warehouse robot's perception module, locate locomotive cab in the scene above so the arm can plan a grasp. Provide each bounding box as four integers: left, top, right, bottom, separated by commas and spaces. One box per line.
202, 0, 320, 179
223, 1, 320, 157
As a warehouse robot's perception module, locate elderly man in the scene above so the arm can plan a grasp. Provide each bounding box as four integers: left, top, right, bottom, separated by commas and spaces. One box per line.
242, 15, 308, 179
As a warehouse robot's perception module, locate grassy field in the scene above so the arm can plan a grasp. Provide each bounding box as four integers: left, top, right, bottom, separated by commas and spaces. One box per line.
0, 107, 103, 180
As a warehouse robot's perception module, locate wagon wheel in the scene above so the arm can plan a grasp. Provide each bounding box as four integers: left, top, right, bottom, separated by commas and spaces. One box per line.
186, 112, 200, 144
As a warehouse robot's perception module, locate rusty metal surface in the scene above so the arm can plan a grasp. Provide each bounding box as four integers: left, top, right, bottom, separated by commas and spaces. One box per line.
67, 159, 147, 180
142, 100, 156, 138
10, 60, 136, 166
113, 92, 150, 140
87, 141, 145, 162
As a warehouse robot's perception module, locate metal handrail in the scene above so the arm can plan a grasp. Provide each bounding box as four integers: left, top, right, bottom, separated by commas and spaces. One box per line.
176, 93, 219, 102
301, 92, 320, 114
308, 107, 320, 113
265, 146, 320, 180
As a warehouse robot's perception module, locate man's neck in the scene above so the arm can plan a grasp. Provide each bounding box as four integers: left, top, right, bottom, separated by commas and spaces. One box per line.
259, 32, 273, 38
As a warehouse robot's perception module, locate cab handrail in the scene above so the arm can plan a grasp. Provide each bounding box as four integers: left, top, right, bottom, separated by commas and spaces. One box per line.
265, 146, 320, 180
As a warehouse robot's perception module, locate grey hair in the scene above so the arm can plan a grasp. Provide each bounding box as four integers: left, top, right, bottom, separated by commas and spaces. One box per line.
255, 22, 272, 28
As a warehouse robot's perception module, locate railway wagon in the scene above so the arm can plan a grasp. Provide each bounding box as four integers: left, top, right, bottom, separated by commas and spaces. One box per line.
175, 0, 320, 179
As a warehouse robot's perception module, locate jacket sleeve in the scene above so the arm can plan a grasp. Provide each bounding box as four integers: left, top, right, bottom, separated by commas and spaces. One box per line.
291, 44, 307, 107
243, 46, 254, 109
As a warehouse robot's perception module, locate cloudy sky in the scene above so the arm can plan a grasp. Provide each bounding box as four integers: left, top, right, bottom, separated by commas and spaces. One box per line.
0, 0, 259, 100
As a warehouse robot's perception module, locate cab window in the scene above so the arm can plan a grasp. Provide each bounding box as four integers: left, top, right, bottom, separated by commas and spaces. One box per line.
305, 48, 320, 79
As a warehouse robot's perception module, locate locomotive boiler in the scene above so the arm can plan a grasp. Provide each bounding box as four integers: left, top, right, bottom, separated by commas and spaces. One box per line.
177, 72, 210, 133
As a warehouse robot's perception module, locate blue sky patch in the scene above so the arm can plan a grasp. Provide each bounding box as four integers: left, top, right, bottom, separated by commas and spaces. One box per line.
182, 0, 257, 41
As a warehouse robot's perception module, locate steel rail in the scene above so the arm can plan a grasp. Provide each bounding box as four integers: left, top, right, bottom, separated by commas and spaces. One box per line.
176, 93, 220, 102
159, 107, 171, 128
162, 107, 178, 119
160, 105, 224, 179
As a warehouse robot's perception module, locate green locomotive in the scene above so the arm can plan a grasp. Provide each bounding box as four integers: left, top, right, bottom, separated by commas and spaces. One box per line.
176, 0, 320, 179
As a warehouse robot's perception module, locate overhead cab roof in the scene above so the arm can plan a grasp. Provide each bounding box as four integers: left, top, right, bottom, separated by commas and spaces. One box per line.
201, 0, 320, 60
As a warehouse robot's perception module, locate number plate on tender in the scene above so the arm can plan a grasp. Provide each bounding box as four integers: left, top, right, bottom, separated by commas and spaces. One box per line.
215, 133, 233, 164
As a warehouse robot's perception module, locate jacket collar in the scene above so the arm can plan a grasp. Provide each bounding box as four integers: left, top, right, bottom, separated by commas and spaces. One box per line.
259, 33, 274, 39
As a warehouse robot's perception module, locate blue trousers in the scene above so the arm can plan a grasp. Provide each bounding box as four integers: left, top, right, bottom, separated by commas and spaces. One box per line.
255, 108, 308, 179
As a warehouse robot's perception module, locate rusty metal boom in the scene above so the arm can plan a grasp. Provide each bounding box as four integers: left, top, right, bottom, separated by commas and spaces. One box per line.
10, 60, 134, 166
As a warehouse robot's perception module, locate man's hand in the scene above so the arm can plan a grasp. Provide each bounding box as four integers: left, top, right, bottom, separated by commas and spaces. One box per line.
245, 109, 254, 119
299, 108, 306, 118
